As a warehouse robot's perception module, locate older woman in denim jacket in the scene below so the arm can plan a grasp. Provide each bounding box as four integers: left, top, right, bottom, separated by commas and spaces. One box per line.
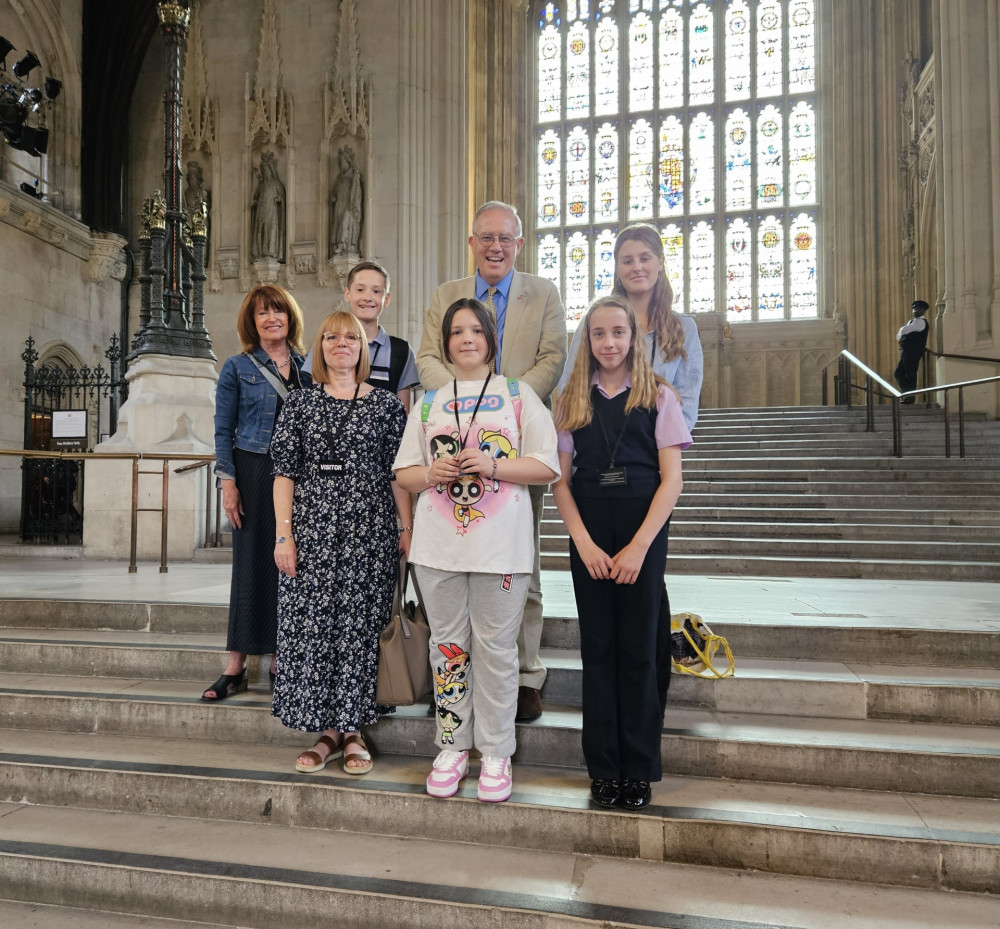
202, 284, 311, 701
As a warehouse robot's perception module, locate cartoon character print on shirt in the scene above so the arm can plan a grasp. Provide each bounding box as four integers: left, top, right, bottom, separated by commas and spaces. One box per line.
434, 642, 470, 745
423, 388, 521, 534
478, 428, 518, 492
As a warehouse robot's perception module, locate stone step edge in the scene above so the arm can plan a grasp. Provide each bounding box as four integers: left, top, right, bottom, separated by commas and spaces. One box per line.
1, 752, 996, 895
0, 839, 683, 929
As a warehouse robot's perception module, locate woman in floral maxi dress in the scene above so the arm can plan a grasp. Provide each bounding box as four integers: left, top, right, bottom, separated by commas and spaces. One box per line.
270, 310, 411, 775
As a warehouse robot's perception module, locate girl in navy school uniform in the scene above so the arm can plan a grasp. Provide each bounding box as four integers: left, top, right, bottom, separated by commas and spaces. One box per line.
552, 295, 691, 809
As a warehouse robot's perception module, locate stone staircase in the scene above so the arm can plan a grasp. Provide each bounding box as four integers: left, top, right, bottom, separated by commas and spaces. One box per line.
0, 579, 999, 928
1, 402, 1000, 927
542, 405, 1000, 581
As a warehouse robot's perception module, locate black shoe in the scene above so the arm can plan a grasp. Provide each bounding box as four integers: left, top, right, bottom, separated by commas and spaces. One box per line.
590, 778, 621, 808
515, 685, 543, 722
620, 779, 652, 809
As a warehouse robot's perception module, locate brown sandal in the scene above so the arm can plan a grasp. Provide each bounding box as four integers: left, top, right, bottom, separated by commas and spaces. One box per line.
342, 732, 373, 775
295, 734, 344, 773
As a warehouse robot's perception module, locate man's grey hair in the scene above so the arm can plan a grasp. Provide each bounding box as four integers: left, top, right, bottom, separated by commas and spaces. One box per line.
472, 201, 523, 238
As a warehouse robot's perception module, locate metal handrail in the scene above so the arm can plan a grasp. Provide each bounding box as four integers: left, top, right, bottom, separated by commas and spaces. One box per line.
0, 449, 218, 570
820, 352, 1000, 458
925, 348, 1000, 366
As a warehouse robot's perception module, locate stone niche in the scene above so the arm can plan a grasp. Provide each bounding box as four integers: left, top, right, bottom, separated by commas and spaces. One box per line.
694, 314, 841, 410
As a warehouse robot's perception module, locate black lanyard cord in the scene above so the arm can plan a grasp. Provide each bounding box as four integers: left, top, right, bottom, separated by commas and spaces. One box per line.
592, 385, 632, 468
324, 382, 361, 453
453, 373, 492, 450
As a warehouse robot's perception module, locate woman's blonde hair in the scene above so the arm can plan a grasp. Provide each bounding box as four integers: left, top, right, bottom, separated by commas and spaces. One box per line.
612, 223, 687, 364
310, 310, 371, 385
555, 295, 665, 432
235, 284, 306, 354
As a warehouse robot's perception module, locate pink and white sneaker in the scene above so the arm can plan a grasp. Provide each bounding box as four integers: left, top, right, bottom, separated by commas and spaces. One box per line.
477, 755, 512, 802
426, 750, 469, 798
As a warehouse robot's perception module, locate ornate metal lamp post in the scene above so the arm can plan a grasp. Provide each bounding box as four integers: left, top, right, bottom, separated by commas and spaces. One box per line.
129, 0, 214, 362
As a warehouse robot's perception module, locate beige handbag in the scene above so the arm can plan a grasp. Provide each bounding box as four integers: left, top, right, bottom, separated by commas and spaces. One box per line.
375, 554, 432, 705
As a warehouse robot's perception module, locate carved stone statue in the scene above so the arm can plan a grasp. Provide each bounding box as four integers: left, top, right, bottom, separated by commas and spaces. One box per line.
251, 151, 286, 262
184, 161, 210, 214
329, 146, 363, 256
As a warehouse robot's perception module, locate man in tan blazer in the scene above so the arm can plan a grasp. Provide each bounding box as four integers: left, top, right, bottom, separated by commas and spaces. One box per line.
417, 201, 567, 721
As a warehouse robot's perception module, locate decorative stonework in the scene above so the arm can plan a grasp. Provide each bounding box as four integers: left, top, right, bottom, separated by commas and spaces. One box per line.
242, 0, 294, 288
317, 0, 371, 287
87, 232, 128, 284
899, 54, 936, 286
0, 181, 94, 261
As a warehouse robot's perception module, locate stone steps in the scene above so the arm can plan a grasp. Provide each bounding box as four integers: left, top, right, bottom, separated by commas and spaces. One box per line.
540, 549, 1000, 580
3, 628, 998, 726
2, 670, 999, 798
1, 730, 999, 905
4, 800, 999, 929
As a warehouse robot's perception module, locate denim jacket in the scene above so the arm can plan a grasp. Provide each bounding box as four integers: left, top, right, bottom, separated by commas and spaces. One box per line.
214, 345, 310, 481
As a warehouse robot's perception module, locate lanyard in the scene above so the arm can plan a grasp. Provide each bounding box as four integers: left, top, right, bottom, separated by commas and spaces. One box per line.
324, 383, 360, 451
453, 373, 492, 450
592, 385, 631, 468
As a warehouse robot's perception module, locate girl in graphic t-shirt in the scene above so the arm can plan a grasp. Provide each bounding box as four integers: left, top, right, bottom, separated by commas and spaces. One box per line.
393, 298, 559, 803
552, 294, 690, 811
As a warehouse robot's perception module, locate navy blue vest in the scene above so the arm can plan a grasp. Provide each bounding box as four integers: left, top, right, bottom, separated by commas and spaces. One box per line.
571, 388, 660, 499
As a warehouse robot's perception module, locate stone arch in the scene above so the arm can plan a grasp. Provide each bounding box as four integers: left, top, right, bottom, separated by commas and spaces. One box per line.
35, 340, 85, 371
1, 0, 83, 216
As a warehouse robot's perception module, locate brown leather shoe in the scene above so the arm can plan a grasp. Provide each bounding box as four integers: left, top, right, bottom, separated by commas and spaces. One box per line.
515, 685, 543, 721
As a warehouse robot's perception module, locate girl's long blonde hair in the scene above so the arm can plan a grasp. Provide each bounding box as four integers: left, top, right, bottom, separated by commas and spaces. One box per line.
555, 295, 665, 432
612, 223, 687, 363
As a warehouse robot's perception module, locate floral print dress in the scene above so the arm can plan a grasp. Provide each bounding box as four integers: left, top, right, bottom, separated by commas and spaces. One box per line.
270, 384, 406, 732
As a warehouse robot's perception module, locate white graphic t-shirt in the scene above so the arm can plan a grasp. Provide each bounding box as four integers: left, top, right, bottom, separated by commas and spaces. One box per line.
393, 377, 559, 575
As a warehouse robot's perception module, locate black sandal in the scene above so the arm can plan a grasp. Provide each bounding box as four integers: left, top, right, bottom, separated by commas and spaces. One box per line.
201, 669, 248, 702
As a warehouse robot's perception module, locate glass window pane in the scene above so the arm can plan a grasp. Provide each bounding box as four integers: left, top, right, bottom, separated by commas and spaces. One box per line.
725, 0, 751, 101
725, 217, 752, 320
688, 220, 715, 313
789, 0, 816, 93
566, 230, 591, 320
595, 16, 619, 115
538, 130, 562, 227
629, 118, 654, 218
788, 100, 816, 205
688, 2, 714, 106
725, 107, 752, 210
566, 21, 591, 119
756, 1, 784, 97
662, 222, 685, 311
689, 111, 714, 214
538, 22, 562, 123
757, 215, 785, 320
789, 213, 818, 318
658, 115, 684, 216
756, 104, 783, 207
594, 122, 620, 222
629, 12, 654, 111
566, 127, 591, 225
532, 0, 819, 324
538, 232, 562, 298
658, 9, 684, 109
594, 227, 617, 298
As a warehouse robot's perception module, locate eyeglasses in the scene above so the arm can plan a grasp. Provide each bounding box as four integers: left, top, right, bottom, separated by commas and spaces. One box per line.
322, 332, 360, 345
474, 234, 519, 248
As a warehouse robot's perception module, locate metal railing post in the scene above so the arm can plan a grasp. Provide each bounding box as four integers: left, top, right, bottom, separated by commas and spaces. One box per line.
129, 458, 139, 573
822, 368, 828, 406
943, 391, 951, 459
959, 387, 966, 459
892, 399, 902, 457
160, 460, 169, 573
865, 376, 874, 432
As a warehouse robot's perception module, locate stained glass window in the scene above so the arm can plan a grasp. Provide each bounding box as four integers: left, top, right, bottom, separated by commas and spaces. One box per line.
533, 0, 819, 323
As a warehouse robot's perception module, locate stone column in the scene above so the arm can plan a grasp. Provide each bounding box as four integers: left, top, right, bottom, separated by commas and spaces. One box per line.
933, 0, 1000, 413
